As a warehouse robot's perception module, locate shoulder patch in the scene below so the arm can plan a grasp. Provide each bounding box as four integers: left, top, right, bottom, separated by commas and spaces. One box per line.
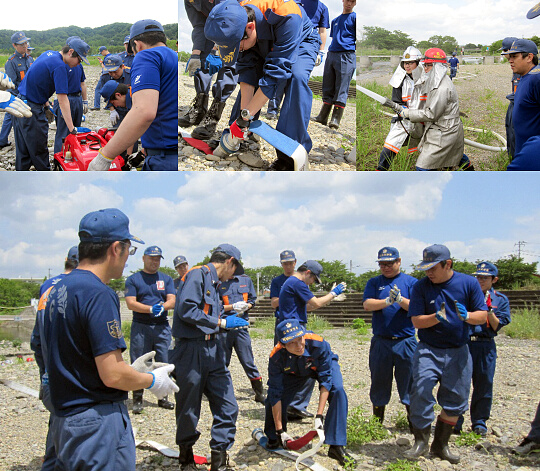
304, 333, 324, 342
107, 320, 123, 339
530, 67, 540, 75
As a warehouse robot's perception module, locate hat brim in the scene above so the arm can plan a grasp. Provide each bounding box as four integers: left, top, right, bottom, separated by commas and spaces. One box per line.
129, 235, 144, 244
527, 2, 540, 18
415, 260, 440, 271
377, 257, 398, 262
281, 257, 296, 262
103, 65, 120, 72
216, 43, 240, 68
175, 261, 188, 267
280, 328, 306, 344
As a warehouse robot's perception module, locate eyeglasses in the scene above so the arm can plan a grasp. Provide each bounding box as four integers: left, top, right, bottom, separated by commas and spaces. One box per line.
378, 261, 396, 267
119, 241, 137, 256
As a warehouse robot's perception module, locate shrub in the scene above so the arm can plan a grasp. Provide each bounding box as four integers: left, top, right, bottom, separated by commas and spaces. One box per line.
503, 307, 540, 340
347, 406, 388, 446
352, 318, 369, 335
307, 314, 332, 332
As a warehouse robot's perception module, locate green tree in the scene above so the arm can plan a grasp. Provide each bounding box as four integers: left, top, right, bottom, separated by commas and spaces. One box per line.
417, 40, 432, 51
425, 35, 459, 53
494, 255, 538, 289
159, 266, 178, 279
318, 259, 359, 291
244, 266, 283, 291
357, 270, 381, 291
109, 277, 126, 293
0, 279, 41, 313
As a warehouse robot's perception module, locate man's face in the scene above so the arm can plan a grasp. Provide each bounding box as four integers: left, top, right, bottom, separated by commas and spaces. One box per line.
508, 52, 534, 75
305, 271, 318, 286
425, 261, 452, 284
112, 241, 131, 279
65, 49, 81, 68
281, 260, 296, 276
175, 263, 189, 278
423, 62, 434, 74
284, 335, 306, 356
13, 42, 28, 55
109, 67, 124, 80
109, 93, 126, 108
239, 23, 257, 52
403, 61, 417, 74
343, 0, 356, 12
378, 259, 401, 278
124, 43, 129, 52
476, 275, 496, 292
219, 257, 238, 281
143, 255, 161, 274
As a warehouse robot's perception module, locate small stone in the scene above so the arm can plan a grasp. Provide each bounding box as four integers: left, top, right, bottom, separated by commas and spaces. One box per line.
491, 426, 502, 437
396, 437, 410, 446
247, 445, 257, 452
182, 146, 195, 156
346, 148, 356, 163
238, 152, 265, 168
204, 153, 221, 162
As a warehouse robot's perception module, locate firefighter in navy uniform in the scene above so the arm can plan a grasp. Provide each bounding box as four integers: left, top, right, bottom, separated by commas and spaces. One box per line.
173, 255, 189, 291
0, 32, 34, 149
265, 319, 355, 466
218, 273, 266, 404
119, 35, 135, 70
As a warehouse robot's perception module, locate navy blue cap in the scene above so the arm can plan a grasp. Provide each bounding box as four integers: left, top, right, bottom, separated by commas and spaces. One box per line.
280, 250, 296, 262
102, 54, 123, 72
99, 46, 108, 53
301, 260, 323, 284
527, 2, 540, 18
79, 208, 144, 244
70, 38, 90, 65
507, 39, 538, 55
130, 19, 164, 40
66, 36, 80, 46
416, 244, 451, 270
67, 246, 79, 262
11, 32, 30, 44
174, 255, 188, 267
472, 261, 498, 277
377, 247, 399, 262
276, 319, 306, 344
214, 243, 243, 275
100, 81, 120, 108
204, 0, 247, 66
499, 37, 519, 52
144, 245, 164, 258
124, 35, 131, 44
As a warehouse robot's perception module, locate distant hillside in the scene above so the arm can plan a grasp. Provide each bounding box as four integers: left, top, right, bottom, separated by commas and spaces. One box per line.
0, 23, 178, 55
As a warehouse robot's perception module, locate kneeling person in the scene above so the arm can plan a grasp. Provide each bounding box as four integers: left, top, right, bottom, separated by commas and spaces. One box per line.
265, 319, 355, 466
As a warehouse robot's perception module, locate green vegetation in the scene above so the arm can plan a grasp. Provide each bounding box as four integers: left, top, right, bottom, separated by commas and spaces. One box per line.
455, 431, 483, 447
393, 411, 410, 432
251, 317, 275, 340
384, 460, 422, 471
306, 314, 333, 332
504, 307, 540, 340
347, 406, 388, 446
0, 279, 40, 314
11, 339, 22, 349
351, 318, 369, 336
122, 321, 131, 346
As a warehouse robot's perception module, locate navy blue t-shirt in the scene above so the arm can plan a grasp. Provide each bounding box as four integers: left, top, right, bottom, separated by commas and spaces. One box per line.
448, 57, 459, 68
512, 66, 540, 155
328, 12, 356, 52
67, 64, 86, 93
301, 0, 330, 27
131, 46, 178, 150
125, 270, 175, 325
19, 50, 69, 103
363, 272, 417, 337
408, 271, 487, 348
270, 273, 290, 318
278, 276, 314, 323
43, 269, 127, 416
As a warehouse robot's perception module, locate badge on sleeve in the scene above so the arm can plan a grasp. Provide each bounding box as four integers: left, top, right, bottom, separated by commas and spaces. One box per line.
107, 320, 122, 339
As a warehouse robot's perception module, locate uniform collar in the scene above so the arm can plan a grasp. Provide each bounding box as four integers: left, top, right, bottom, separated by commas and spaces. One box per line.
14, 51, 27, 59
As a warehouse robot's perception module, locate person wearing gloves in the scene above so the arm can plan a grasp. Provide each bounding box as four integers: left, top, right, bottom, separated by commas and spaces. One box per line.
89, 19, 177, 171
404, 244, 487, 464
41, 208, 178, 471
125, 245, 176, 413
0, 31, 34, 149
218, 273, 265, 404
277, 260, 346, 421
312, 0, 356, 130
13, 37, 90, 170
454, 262, 511, 436
52, 36, 90, 154
376, 46, 423, 170
397, 48, 470, 171
171, 244, 249, 471
204, 0, 321, 170
0, 72, 32, 120
362, 247, 417, 427
265, 319, 355, 466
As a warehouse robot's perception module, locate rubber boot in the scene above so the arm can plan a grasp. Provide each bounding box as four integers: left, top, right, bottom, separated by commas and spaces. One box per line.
403, 425, 431, 460
210, 450, 232, 471
132, 389, 144, 414
328, 445, 356, 466
179, 444, 198, 470
251, 378, 266, 404
405, 405, 413, 433
178, 93, 208, 127
191, 99, 227, 140
312, 102, 332, 125
158, 395, 175, 410
430, 418, 460, 464
328, 105, 345, 130
373, 405, 385, 423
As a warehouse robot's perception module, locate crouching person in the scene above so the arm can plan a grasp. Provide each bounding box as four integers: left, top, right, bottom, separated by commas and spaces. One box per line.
264, 319, 355, 467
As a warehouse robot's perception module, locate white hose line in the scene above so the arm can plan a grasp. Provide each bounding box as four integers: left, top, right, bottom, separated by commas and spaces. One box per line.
296, 429, 325, 471
463, 126, 507, 147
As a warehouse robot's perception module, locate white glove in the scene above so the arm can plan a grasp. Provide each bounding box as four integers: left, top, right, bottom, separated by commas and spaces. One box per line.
110, 109, 120, 126
330, 282, 346, 301
0, 91, 32, 118
185, 55, 201, 77
0, 72, 15, 90
147, 364, 179, 400
131, 351, 169, 373
397, 107, 410, 119
232, 301, 250, 313
88, 149, 114, 171
389, 284, 403, 304
315, 51, 324, 67
385, 296, 394, 306
280, 430, 293, 444
314, 414, 324, 430
82, 100, 88, 114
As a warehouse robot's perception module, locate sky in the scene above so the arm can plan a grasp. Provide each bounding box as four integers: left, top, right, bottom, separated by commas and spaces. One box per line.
1, 172, 539, 282
359, 0, 540, 47
0, 0, 177, 32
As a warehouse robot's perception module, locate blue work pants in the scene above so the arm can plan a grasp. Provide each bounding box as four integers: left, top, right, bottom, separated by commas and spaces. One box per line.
13, 100, 50, 171
321, 50, 356, 107
129, 321, 171, 364
0, 113, 12, 145
53, 95, 83, 154
225, 328, 261, 380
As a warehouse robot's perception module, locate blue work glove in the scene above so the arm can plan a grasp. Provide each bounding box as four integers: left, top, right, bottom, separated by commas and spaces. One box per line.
435, 302, 449, 323
205, 54, 223, 75
388, 284, 403, 304
185, 54, 201, 77
455, 301, 469, 321
0, 72, 15, 90
0, 91, 32, 118
220, 314, 249, 329
70, 126, 91, 134
151, 303, 164, 317
315, 51, 325, 67
330, 282, 347, 297
397, 106, 410, 119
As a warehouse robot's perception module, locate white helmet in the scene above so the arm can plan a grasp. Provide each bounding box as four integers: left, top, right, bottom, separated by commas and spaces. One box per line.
401, 46, 423, 64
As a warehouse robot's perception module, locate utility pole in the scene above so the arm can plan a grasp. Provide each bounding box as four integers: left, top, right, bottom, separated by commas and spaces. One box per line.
515, 241, 527, 259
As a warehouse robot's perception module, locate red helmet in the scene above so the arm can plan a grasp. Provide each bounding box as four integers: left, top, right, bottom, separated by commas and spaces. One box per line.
423, 48, 447, 64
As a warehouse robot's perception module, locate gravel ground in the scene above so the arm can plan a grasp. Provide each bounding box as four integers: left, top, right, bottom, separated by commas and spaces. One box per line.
1, 328, 539, 471
178, 64, 356, 171
0, 66, 119, 171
